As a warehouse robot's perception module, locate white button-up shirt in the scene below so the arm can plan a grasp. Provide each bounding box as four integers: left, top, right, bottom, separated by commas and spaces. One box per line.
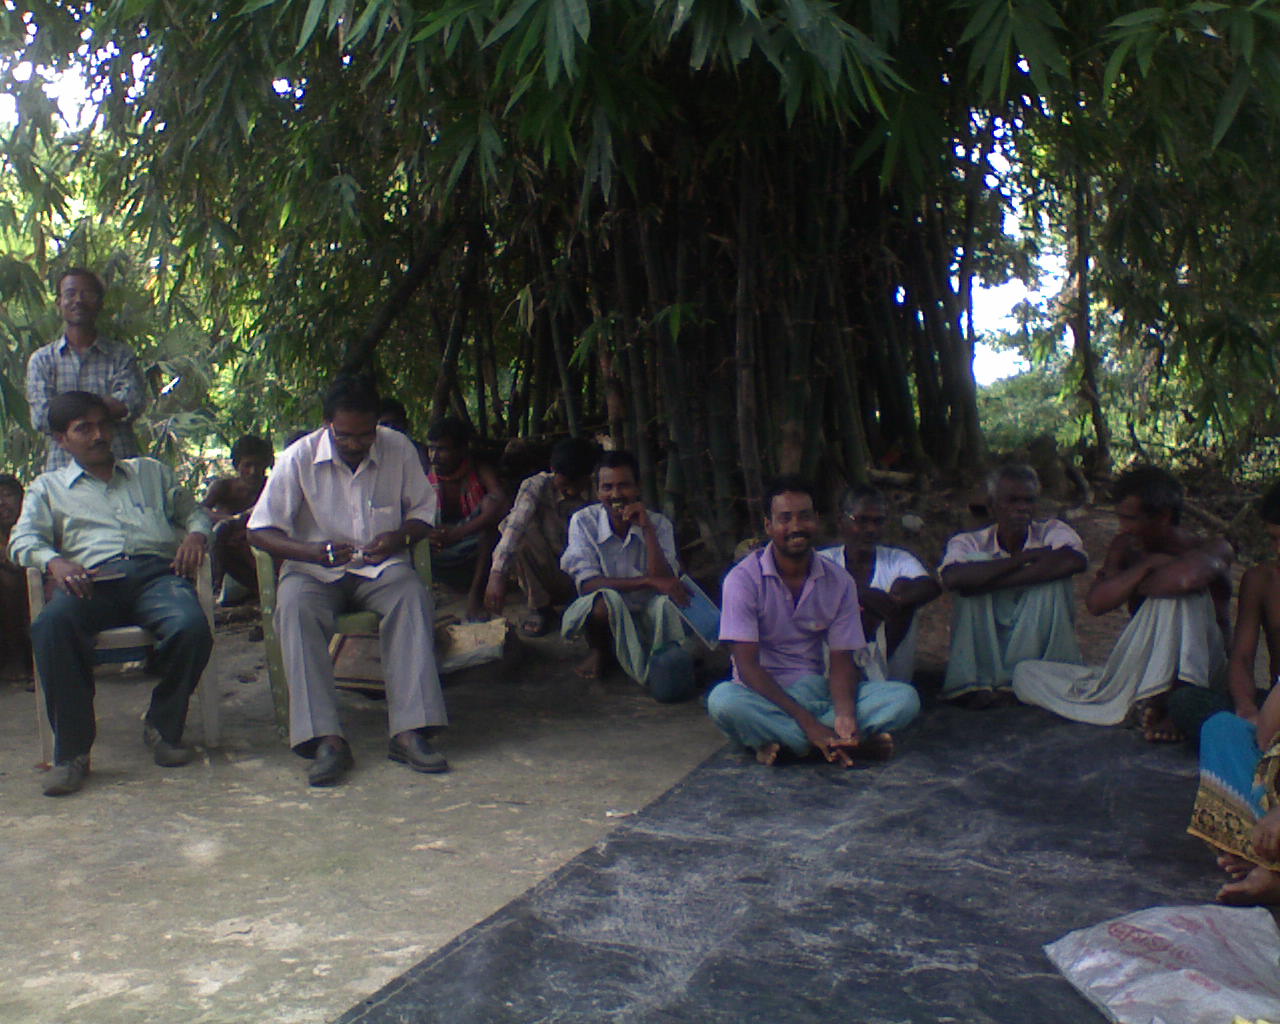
248, 426, 437, 582
938, 518, 1087, 571
560, 502, 680, 611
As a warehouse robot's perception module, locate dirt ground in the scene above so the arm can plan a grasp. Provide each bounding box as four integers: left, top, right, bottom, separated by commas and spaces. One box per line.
0, 502, 1267, 1023
0, 591, 723, 1024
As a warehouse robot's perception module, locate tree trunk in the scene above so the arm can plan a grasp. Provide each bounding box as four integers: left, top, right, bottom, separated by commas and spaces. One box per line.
342, 217, 455, 376
1069, 171, 1112, 476
612, 214, 658, 503
430, 220, 484, 421
535, 227, 581, 438
735, 153, 766, 523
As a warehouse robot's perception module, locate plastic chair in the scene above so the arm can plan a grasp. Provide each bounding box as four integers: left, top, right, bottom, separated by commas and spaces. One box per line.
26, 560, 221, 766
252, 540, 434, 735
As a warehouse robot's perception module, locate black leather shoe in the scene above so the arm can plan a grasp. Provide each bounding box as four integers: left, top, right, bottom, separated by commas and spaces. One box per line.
43, 755, 90, 797
143, 723, 196, 767
388, 731, 449, 774
308, 739, 354, 787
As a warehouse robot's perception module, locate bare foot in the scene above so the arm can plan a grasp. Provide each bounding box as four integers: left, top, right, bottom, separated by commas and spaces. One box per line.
1217, 865, 1280, 906
1135, 694, 1184, 742
755, 742, 782, 766
1218, 851, 1256, 879
1140, 710, 1184, 743
851, 733, 895, 762
574, 649, 605, 679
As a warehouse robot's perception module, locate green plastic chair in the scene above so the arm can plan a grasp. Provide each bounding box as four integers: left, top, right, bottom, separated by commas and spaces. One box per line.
252, 540, 434, 736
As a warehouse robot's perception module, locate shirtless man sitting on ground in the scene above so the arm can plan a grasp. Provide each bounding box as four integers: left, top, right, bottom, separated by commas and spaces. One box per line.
202, 435, 273, 597
1014, 465, 1232, 740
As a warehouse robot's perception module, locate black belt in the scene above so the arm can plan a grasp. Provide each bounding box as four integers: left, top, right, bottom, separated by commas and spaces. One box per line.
90, 553, 163, 571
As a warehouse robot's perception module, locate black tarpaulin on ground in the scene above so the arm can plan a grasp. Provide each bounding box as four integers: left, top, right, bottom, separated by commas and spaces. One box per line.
339, 700, 1216, 1024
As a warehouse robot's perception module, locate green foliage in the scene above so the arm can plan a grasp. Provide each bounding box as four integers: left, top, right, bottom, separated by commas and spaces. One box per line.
4, 0, 1280, 550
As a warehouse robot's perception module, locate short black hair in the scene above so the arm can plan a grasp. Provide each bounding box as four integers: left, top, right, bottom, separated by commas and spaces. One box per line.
839, 482, 885, 516
987, 464, 1040, 503
763, 475, 817, 518
322, 375, 381, 421
55, 267, 105, 299
426, 416, 474, 447
378, 398, 409, 423
230, 435, 274, 467
48, 391, 110, 434
0, 473, 23, 498
595, 449, 639, 484
550, 437, 600, 479
1113, 465, 1183, 524
1259, 481, 1280, 526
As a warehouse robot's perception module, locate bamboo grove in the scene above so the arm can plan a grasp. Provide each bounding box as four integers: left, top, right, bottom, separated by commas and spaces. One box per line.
6, 0, 1280, 555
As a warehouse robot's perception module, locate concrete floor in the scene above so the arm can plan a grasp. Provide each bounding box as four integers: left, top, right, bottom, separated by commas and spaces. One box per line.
0, 617, 722, 1024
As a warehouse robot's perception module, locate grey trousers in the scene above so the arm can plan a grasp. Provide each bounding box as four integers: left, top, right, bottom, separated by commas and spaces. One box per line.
276, 563, 448, 750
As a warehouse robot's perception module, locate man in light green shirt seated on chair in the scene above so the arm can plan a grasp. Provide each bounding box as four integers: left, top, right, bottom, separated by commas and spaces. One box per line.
9, 391, 214, 797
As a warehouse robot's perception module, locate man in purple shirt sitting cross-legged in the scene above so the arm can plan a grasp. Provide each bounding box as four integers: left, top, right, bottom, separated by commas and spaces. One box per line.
707, 476, 920, 766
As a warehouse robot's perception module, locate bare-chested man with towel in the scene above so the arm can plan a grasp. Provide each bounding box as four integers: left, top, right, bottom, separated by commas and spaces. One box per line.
1014, 465, 1232, 741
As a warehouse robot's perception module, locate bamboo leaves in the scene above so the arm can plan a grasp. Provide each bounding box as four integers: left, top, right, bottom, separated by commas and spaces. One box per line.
8, 0, 1280, 518
959, 0, 1067, 100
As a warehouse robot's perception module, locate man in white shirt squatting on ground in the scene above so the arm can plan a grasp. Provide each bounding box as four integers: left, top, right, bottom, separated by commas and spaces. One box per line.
248, 376, 447, 788
818, 483, 940, 684
939, 464, 1088, 709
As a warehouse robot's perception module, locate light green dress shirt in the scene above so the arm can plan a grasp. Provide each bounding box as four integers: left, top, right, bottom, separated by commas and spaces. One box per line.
8, 457, 212, 572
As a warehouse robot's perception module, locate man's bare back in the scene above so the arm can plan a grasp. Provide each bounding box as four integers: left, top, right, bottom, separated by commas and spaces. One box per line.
204, 476, 261, 519
1227, 557, 1280, 722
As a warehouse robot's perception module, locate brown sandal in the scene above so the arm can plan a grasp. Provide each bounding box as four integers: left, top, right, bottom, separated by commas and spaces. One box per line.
520, 608, 554, 637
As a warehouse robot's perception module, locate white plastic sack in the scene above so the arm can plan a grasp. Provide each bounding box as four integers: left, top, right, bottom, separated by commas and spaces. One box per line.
1045, 904, 1280, 1024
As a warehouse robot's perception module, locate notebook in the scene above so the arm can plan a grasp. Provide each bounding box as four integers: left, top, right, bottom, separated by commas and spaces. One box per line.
676, 575, 720, 649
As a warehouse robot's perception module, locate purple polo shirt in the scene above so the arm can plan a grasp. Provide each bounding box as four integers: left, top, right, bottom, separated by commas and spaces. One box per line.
720, 544, 866, 689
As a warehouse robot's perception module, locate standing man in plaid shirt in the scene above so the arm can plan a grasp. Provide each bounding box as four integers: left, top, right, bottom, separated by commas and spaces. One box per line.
27, 268, 146, 472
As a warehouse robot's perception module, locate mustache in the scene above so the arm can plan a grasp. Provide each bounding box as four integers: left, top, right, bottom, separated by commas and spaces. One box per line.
784, 531, 811, 541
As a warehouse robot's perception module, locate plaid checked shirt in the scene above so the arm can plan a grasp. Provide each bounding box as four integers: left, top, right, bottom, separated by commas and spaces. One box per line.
26, 335, 147, 471
491, 471, 587, 576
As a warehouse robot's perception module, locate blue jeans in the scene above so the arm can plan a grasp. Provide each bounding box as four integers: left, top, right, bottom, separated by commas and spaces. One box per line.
707, 674, 920, 755
31, 555, 212, 762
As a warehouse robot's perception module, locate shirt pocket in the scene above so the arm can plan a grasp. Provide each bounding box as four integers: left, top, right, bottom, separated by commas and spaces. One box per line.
368, 504, 400, 539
